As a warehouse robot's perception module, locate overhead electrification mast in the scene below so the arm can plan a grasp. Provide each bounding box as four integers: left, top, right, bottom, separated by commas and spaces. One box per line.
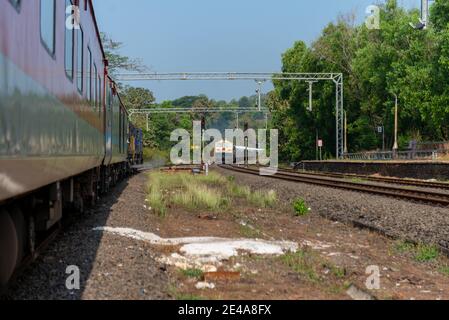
411, 0, 433, 30
117, 72, 345, 159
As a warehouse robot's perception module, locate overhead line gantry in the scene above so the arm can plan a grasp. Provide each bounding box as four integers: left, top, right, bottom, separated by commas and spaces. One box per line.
116, 72, 345, 158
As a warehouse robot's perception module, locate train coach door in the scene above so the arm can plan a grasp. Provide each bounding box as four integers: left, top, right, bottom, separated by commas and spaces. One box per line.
104, 83, 113, 165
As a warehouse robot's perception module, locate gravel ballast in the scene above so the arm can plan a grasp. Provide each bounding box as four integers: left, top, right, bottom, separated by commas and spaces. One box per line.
216, 167, 449, 251
5, 173, 172, 300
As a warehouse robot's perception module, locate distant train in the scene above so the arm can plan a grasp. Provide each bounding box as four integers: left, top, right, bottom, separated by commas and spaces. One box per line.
214, 140, 265, 164
0, 0, 142, 286
214, 140, 233, 163
129, 123, 144, 165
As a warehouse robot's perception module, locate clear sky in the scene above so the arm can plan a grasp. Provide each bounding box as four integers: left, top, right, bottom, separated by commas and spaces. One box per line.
94, 0, 421, 102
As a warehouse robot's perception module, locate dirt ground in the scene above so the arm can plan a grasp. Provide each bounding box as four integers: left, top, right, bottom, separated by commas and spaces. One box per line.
154, 167, 449, 300
6, 167, 449, 300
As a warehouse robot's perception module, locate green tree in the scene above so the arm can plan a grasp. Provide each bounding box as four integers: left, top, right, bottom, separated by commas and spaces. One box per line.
431, 0, 449, 31
121, 87, 155, 110
101, 33, 148, 75
269, 0, 449, 162
238, 96, 251, 109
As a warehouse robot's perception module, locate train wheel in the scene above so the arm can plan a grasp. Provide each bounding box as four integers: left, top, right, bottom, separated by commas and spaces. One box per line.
10, 207, 25, 266
0, 209, 18, 286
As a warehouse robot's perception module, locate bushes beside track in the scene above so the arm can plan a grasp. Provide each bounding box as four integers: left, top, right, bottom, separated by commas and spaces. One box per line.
143, 148, 170, 165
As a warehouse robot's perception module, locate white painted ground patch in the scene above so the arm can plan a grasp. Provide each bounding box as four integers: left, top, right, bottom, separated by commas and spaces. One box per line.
94, 227, 298, 270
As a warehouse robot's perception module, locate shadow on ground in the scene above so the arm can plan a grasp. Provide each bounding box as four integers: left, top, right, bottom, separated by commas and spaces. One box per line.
4, 179, 129, 300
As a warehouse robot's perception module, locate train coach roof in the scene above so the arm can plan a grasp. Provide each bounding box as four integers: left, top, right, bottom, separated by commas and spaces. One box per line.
88, 0, 107, 66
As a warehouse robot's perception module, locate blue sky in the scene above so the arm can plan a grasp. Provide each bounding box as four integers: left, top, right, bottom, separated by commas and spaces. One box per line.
94, 0, 421, 102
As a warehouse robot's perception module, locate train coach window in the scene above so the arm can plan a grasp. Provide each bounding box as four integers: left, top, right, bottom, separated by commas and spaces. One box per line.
119, 109, 122, 153
93, 63, 98, 109
87, 47, 92, 102
9, 0, 21, 11
77, 26, 84, 93
40, 0, 56, 57
64, 0, 74, 80
122, 111, 126, 151
98, 75, 102, 112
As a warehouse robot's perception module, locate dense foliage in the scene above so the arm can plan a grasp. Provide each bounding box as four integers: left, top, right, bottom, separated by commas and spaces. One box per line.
269, 0, 449, 161
125, 94, 268, 151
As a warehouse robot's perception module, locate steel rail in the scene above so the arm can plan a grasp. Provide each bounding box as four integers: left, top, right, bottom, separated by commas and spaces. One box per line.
281, 168, 449, 191
220, 165, 449, 206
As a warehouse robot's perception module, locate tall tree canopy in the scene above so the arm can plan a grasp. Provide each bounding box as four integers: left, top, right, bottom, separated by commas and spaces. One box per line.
431, 0, 449, 31
269, 0, 449, 161
101, 33, 148, 75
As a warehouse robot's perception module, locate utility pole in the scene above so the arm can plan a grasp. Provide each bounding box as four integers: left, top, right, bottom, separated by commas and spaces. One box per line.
255, 80, 265, 111
236, 112, 239, 130
393, 94, 399, 154
306, 81, 317, 112
201, 116, 206, 165
410, 0, 432, 30
344, 111, 348, 155
422, 0, 429, 29
244, 122, 249, 165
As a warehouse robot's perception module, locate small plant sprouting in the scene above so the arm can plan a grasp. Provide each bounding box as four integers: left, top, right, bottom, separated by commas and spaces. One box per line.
180, 268, 204, 279
293, 198, 310, 216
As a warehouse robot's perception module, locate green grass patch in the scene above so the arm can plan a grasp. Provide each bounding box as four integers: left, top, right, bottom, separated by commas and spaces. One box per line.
228, 184, 251, 198
414, 244, 439, 262
293, 198, 310, 216
173, 185, 229, 211
146, 177, 167, 217
327, 281, 352, 295
180, 268, 204, 279
168, 284, 205, 300
176, 293, 205, 300
324, 263, 346, 279
394, 240, 415, 254
394, 240, 440, 263
193, 172, 229, 186
439, 266, 449, 276
281, 250, 321, 283
247, 190, 277, 208
147, 171, 230, 215
281, 249, 350, 291
227, 183, 277, 208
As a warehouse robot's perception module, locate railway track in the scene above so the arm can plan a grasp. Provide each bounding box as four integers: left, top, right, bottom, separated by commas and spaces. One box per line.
220, 165, 449, 207
286, 167, 449, 190
1, 224, 61, 297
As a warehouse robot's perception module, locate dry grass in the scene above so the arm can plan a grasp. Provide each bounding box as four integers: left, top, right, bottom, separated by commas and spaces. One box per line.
146, 171, 278, 216
173, 185, 228, 210
247, 190, 277, 208
281, 248, 349, 294
437, 153, 449, 161
226, 178, 277, 208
